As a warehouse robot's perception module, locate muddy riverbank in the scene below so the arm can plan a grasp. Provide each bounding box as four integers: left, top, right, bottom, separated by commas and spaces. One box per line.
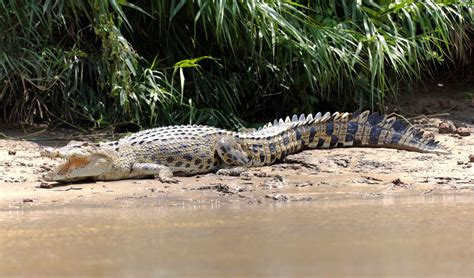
0, 83, 473, 210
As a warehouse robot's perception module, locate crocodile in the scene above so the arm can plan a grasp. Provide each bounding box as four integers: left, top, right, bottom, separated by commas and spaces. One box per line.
40, 111, 448, 183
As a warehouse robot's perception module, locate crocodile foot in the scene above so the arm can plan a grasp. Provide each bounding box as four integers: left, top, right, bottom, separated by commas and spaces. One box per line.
217, 166, 247, 177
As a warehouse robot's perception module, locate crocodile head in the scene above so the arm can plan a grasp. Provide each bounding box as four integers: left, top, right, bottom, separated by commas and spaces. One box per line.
40, 141, 114, 182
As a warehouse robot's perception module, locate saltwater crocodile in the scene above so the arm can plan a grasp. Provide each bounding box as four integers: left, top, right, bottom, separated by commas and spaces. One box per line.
41, 111, 447, 183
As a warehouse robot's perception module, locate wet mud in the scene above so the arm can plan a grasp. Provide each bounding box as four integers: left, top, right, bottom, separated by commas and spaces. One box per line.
1, 113, 472, 210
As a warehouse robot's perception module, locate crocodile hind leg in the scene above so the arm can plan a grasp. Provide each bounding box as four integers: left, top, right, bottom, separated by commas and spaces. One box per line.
216, 137, 250, 176
131, 163, 179, 183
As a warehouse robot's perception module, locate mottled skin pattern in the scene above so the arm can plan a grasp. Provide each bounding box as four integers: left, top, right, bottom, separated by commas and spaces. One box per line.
41, 111, 447, 183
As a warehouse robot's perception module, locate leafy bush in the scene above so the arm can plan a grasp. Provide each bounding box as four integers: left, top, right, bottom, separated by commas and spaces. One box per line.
0, 0, 471, 128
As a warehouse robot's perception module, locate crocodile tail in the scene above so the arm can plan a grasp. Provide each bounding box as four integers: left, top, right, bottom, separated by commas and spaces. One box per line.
299, 110, 449, 154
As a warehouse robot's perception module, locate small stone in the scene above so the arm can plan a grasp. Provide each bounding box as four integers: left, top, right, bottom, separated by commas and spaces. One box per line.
438, 121, 456, 134
23, 198, 34, 203
39, 182, 53, 189
469, 154, 474, 163
40, 164, 52, 171
456, 127, 470, 137
294, 181, 313, 187
254, 172, 267, 178
457, 161, 464, 165
391, 178, 408, 188
265, 194, 289, 201
392, 178, 403, 185
8, 150, 16, 155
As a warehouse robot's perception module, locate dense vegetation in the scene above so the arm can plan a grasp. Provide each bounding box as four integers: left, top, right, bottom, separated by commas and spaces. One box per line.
0, 0, 472, 129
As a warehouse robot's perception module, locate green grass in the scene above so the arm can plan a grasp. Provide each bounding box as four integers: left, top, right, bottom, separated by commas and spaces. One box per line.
0, 0, 472, 129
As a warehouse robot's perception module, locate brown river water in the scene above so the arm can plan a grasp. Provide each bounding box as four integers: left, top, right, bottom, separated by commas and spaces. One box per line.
1, 195, 473, 277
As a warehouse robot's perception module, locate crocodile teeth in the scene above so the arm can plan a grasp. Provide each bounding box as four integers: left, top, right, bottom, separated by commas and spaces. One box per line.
285, 116, 291, 123
291, 114, 298, 122
299, 114, 305, 122
273, 119, 278, 126
279, 118, 284, 125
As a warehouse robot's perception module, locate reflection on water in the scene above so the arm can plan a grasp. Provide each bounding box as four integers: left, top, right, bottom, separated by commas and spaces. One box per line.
1, 195, 473, 276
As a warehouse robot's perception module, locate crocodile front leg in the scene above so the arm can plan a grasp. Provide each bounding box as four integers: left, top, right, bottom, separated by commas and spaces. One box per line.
131, 163, 179, 183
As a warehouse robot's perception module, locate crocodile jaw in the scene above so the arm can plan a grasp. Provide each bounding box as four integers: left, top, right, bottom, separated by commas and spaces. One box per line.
43, 155, 112, 182
40, 143, 116, 182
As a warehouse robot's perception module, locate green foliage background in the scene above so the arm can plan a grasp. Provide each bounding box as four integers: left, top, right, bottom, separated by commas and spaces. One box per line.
0, 0, 472, 129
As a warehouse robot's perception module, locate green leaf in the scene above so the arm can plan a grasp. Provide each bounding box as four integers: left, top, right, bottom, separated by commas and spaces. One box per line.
173, 56, 216, 68
170, 0, 188, 20
109, 0, 131, 29
179, 67, 185, 104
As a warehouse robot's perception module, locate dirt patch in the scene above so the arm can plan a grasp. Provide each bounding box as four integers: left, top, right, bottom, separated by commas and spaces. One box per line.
1, 83, 473, 210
